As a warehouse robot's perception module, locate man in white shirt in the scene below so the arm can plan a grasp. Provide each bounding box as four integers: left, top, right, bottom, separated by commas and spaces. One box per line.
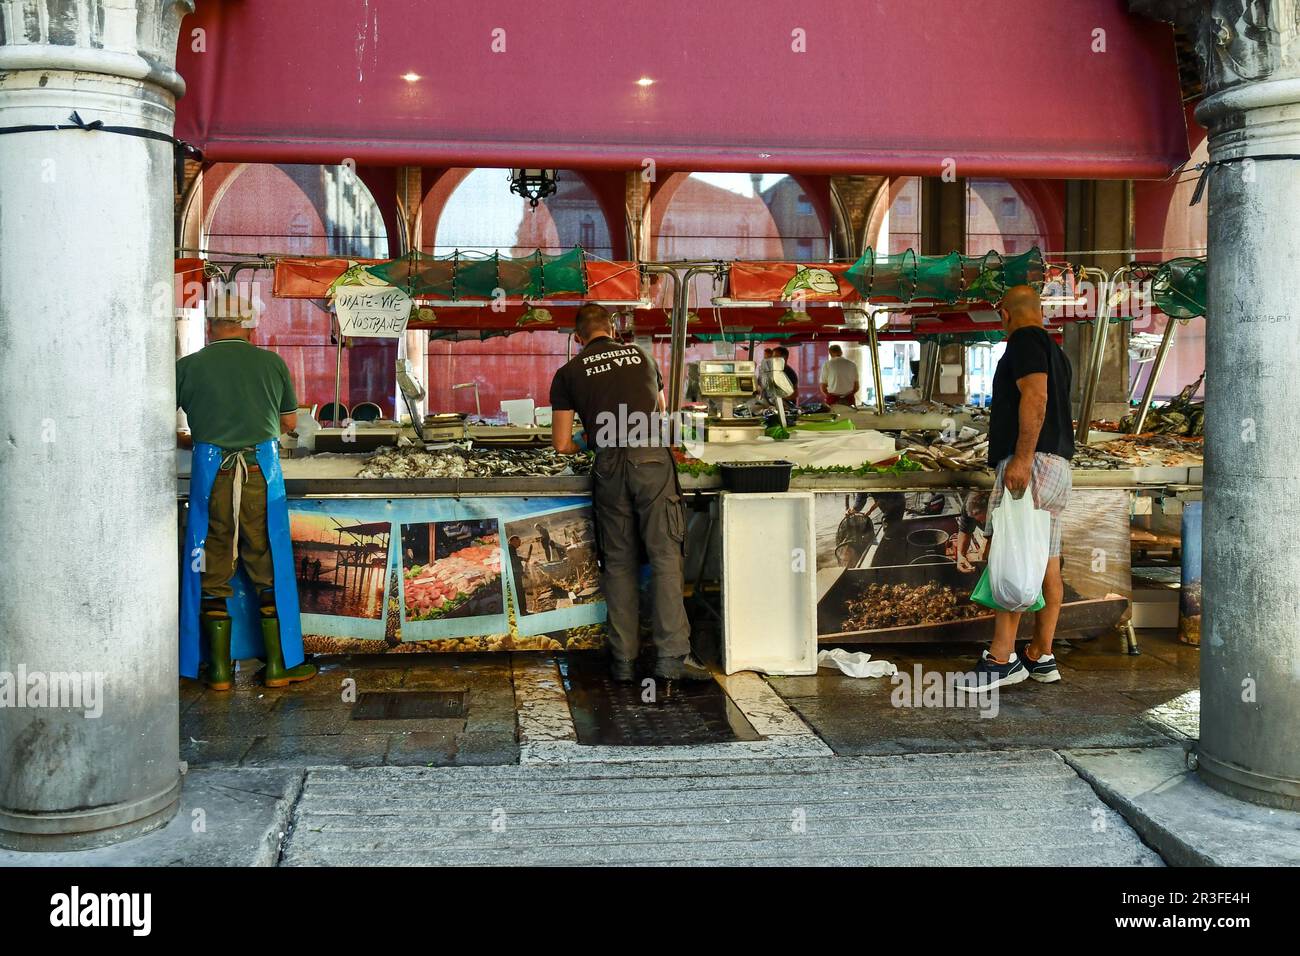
819, 345, 859, 405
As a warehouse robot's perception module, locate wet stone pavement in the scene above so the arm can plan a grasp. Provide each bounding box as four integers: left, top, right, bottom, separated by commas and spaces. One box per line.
181, 629, 1198, 768
5, 631, 1205, 867
773, 629, 1199, 755
181, 654, 520, 769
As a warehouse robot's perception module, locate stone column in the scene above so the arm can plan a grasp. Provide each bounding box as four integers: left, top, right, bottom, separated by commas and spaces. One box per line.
0, 0, 194, 848
1133, 0, 1300, 809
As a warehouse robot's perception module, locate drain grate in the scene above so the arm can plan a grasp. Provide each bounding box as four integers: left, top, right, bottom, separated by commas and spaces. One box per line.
351, 691, 467, 721
560, 654, 760, 746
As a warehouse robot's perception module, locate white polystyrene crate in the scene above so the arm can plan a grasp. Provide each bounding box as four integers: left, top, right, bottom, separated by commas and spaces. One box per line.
721, 492, 818, 675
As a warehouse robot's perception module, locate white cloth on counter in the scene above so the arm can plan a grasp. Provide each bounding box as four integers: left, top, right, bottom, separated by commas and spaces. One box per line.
817, 648, 897, 679
697, 429, 896, 468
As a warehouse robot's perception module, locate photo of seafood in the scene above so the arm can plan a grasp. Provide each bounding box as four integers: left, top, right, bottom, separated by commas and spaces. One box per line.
290, 512, 390, 619
504, 507, 601, 616
400, 519, 504, 621
814, 489, 1131, 642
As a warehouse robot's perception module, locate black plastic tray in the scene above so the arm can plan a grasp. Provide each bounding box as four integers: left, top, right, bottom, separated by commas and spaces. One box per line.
718, 460, 795, 493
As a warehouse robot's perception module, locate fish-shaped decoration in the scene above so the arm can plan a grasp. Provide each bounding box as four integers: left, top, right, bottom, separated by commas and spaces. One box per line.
781, 266, 840, 299
516, 306, 554, 327
326, 261, 391, 298
778, 309, 813, 325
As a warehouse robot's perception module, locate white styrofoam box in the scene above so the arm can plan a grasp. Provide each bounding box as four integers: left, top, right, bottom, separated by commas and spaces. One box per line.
721, 492, 818, 676
1131, 586, 1180, 628
500, 398, 536, 427
1133, 496, 1154, 515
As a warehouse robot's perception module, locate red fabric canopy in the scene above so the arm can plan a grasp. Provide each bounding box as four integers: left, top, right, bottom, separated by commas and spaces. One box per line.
174, 0, 1188, 178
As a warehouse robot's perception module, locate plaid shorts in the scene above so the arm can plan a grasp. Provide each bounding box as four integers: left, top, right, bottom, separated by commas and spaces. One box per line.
988, 453, 1072, 557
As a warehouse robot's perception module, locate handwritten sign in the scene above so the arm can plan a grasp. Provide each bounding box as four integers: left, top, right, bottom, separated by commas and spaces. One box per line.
334, 285, 413, 338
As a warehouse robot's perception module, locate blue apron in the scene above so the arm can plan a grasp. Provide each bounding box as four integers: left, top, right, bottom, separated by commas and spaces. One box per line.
179, 440, 304, 678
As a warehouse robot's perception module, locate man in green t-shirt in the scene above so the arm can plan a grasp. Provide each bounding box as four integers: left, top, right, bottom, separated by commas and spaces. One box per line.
177, 294, 316, 690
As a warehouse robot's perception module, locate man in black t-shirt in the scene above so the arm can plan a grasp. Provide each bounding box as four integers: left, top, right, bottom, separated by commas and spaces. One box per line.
958, 285, 1075, 695
550, 304, 710, 683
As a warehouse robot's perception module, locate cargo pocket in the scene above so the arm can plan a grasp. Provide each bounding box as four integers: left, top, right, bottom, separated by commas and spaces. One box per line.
665, 493, 687, 545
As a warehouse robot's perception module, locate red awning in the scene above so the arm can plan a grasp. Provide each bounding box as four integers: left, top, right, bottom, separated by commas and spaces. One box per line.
271, 257, 642, 301
174, 0, 1188, 178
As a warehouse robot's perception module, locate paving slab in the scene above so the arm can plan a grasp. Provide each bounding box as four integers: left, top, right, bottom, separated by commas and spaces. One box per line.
281, 750, 1160, 866
1062, 745, 1300, 867
0, 769, 302, 867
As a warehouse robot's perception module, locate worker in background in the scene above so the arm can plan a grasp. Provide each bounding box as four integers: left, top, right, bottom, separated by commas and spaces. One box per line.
818, 344, 860, 406
535, 522, 563, 562
177, 288, 317, 691
958, 284, 1075, 694
551, 303, 710, 683
773, 345, 798, 396
507, 534, 529, 615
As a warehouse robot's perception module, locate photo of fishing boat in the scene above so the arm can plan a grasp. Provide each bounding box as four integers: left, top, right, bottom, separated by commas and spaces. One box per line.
290, 512, 391, 619
400, 519, 503, 621
814, 489, 1131, 643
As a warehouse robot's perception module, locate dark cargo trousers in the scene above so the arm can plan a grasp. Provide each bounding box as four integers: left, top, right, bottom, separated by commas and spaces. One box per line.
591, 446, 691, 662
201, 461, 275, 600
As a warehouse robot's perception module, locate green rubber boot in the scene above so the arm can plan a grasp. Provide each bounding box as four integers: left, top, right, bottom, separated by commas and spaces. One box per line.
202, 615, 234, 691
260, 615, 317, 687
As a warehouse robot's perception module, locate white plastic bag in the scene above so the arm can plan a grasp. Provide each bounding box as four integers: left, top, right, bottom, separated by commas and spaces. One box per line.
817, 648, 897, 679
988, 488, 1051, 611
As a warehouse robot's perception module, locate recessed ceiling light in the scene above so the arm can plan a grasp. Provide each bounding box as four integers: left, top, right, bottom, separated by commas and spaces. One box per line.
402, 72, 422, 82
636, 77, 655, 87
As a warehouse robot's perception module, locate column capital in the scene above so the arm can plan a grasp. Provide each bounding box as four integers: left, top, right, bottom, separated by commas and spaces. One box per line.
1133, 0, 1300, 91
0, 0, 195, 96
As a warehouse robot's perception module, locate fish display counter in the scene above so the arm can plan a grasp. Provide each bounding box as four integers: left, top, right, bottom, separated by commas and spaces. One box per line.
176, 437, 1148, 663
177, 446, 607, 656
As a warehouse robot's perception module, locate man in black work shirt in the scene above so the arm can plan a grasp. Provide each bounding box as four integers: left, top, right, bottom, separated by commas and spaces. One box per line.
550, 303, 710, 682
959, 285, 1075, 694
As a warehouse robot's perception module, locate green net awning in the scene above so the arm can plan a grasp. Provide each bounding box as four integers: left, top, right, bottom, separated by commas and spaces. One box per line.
365, 247, 589, 299
844, 245, 1045, 304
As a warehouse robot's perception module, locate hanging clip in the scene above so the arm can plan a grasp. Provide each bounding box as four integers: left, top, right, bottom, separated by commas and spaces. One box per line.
1189, 161, 1213, 207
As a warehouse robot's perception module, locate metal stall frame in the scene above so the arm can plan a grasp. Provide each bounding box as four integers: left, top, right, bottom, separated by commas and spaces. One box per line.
842, 307, 887, 414
1132, 313, 1182, 434
1073, 266, 1116, 445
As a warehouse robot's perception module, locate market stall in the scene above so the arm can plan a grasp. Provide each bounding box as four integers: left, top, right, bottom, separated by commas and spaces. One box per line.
176, 247, 1173, 667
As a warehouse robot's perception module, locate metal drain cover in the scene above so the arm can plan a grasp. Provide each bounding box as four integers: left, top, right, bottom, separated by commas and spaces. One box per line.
559, 654, 760, 746
351, 691, 466, 720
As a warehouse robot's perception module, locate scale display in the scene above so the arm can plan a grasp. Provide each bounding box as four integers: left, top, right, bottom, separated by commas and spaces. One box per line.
697, 360, 756, 398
